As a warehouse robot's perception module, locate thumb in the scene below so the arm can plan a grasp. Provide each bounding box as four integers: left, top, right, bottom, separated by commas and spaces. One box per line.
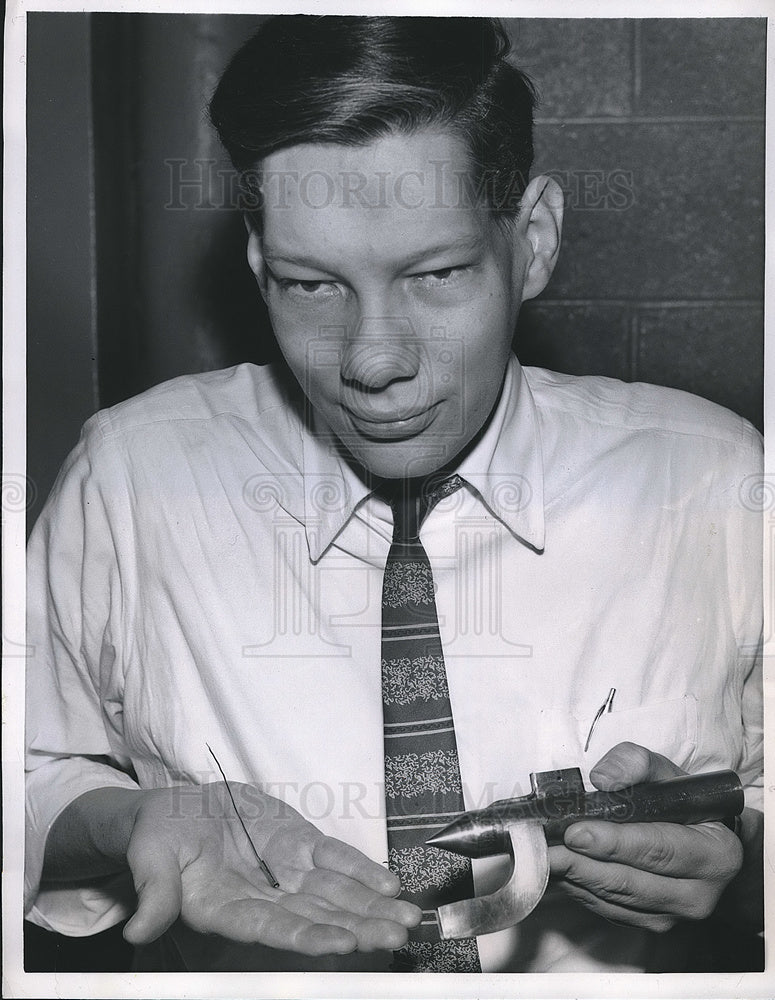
589, 741, 686, 791
123, 841, 182, 945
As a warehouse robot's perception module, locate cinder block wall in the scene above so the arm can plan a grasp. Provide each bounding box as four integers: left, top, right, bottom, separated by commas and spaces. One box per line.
509, 19, 765, 431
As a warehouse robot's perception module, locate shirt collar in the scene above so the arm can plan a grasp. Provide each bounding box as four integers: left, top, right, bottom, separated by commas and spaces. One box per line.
456, 356, 546, 552
299, 354, 546, 560
301, 413, 373, 563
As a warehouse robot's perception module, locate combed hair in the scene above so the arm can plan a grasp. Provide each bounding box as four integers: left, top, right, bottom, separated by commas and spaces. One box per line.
209, 15, 536, 218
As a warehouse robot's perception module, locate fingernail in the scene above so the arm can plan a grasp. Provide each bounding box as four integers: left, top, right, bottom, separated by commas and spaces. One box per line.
564, 826, 594, 851
591, 761, 626, 785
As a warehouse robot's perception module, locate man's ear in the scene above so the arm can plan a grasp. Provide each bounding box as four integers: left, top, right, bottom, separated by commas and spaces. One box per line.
518, 175, 563, 301
244, 214, 269, 301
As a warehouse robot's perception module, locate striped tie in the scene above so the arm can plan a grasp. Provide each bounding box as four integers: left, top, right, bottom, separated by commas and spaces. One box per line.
381, 475, 481, 973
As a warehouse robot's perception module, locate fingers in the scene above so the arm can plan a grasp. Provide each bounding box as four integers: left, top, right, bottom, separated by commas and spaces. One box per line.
558, 878, 678, 933
281, 892, 412, 951
549, 819, 742, 925
589, 742, 686, 791
551, 842, 720, 921
173, 864, 373, 957
562, 820, 742, 880
124, 839, 183, 945
298, 867, 421, 927
312, 836, 402, 897
206, 896, 360, 955
203, 888, 410, 954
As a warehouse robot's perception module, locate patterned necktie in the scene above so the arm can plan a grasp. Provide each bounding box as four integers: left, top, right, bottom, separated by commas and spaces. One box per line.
381, 475, 481, 973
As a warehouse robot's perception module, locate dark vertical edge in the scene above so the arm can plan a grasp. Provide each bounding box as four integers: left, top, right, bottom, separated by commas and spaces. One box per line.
90, 13, 145, 407
26, 13, 101, 531
628, 306, 639, 384
85, 22, 99, 415
631, 19, 642, 117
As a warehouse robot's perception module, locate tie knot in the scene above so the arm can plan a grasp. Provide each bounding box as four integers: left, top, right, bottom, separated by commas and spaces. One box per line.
385, 474, 464, 543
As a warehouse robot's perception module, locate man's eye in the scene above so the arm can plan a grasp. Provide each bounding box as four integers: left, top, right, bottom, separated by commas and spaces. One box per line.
275, 277, 340, 300
415, 267, 467, 287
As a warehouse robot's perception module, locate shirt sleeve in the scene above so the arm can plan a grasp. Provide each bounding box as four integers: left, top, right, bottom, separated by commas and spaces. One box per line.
729, 421, 764, 815
26, 416, 140, 934
739, 641, 763, 814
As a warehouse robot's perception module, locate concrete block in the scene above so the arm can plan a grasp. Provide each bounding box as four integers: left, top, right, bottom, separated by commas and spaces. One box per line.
515, 301, 632, 381
635, 304, 763, 429
638, 19, 766, 118
503, 18, 633, 119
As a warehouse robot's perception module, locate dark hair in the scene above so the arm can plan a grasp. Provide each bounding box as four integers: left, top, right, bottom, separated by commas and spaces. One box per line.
209, 15, 536, 219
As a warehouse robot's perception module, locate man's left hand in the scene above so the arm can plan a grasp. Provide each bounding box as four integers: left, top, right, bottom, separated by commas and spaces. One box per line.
548, 742, 743, 932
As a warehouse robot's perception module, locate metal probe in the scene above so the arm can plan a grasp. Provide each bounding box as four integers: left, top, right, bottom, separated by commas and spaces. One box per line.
427, 767, 744, 858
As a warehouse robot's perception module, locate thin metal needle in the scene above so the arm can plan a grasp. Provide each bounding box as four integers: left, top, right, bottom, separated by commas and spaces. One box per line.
583, 687, 616, 753
206, 743, 281, 889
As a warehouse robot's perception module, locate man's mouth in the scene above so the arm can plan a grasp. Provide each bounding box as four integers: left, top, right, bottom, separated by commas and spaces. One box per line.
343, 402, 440, 440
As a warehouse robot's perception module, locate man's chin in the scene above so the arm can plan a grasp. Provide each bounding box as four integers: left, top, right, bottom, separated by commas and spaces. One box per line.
344, 438, 463, 482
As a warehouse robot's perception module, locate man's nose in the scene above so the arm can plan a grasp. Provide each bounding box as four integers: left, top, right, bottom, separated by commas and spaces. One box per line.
340, 317, 422, 391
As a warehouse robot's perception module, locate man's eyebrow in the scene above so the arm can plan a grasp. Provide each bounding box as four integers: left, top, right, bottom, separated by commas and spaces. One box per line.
263, 252, 336, 271
400, 235, 485, 267
263, 236, 485, 272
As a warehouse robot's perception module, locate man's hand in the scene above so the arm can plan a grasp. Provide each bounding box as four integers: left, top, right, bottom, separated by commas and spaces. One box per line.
112, 782, 420, 955
548, 742, 743, 932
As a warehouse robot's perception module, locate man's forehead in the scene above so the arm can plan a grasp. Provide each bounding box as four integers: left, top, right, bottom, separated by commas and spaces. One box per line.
262, 129, 470, 180
257, 130, 494, 266
258, 130, 487, 217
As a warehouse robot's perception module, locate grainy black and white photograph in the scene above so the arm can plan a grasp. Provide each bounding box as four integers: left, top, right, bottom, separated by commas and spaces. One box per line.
4, 2, 771, 997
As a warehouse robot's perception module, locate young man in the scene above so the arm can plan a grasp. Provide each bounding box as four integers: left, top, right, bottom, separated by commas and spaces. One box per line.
25, 16, 762, 973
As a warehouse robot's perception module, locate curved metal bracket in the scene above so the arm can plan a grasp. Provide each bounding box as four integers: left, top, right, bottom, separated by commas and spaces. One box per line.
436, 819, 549, 940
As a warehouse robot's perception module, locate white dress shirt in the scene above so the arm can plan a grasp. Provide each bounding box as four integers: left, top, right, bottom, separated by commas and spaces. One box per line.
25, 355, 763, 972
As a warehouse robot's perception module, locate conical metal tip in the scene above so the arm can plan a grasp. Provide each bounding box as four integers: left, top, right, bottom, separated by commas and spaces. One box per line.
425, 818, 474, 856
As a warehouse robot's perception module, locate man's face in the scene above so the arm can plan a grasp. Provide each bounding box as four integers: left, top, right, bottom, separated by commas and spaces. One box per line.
249, 130, 534, 480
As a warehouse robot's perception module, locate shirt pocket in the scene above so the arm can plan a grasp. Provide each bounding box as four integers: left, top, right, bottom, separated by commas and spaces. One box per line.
581, 693, 699, 777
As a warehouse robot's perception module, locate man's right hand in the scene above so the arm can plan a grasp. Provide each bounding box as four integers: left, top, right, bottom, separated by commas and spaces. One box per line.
49, 782, 421, 956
